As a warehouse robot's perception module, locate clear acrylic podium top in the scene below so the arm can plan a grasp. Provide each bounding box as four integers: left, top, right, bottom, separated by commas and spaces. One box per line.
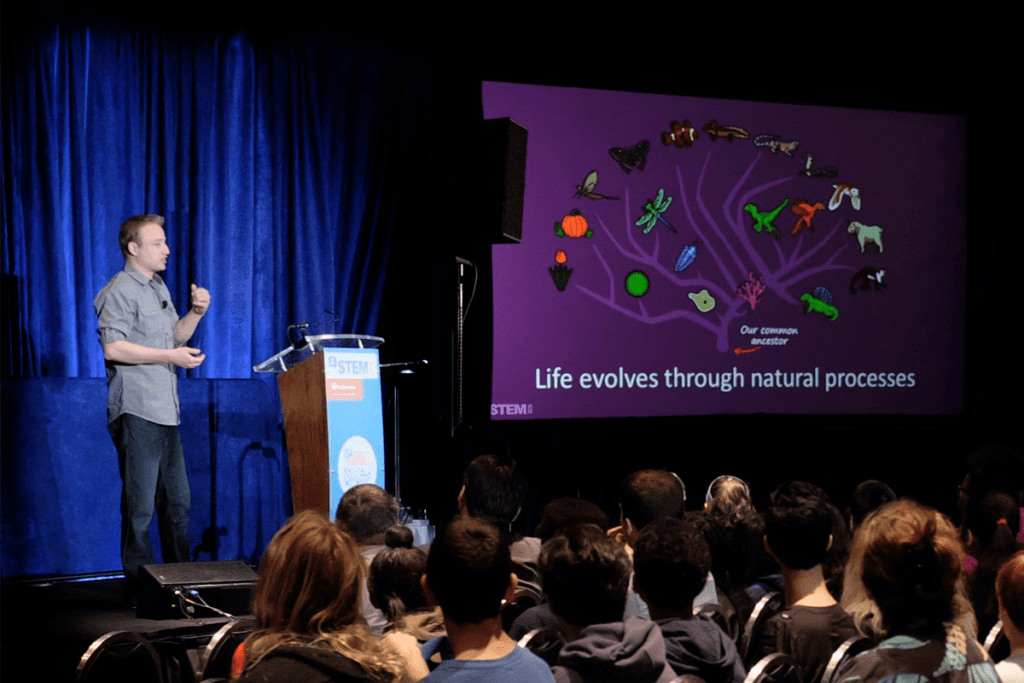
252, 334, 384, 373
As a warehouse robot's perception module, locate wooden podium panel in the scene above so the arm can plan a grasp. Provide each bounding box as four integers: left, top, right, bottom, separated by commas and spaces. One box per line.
277, 352, 329, 515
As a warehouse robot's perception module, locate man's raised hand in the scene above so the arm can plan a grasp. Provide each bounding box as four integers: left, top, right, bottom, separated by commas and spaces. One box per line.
168, 346, 206, 369
190, 284, 211, 315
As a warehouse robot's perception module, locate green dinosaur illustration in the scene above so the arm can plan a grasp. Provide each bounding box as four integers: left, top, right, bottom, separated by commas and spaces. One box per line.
799, 292, 838, 321
743, 199, 789, 240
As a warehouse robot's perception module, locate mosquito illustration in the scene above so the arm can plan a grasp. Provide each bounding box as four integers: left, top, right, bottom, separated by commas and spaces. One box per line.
635, 188, 677, 234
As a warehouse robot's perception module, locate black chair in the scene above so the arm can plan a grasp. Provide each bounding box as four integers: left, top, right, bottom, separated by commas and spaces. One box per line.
151, 636, 197, 683
501, 586, 541, 633
821, 636, 874, 683
743, 652, 803, 683
984, 620, 1010, 663
76, 631, 163, 683
198, 617, 255, 680
517, 627, 566, 666
697, 587, 742, 644
742, 591, 784, 666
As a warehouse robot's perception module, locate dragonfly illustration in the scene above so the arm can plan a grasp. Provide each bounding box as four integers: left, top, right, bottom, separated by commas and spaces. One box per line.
573, 170, 619, 201
635, 188, 677, 234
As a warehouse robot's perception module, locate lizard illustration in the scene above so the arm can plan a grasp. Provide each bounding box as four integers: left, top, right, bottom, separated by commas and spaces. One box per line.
754, 134, 800, 157
800, 292, 839, 321
744, 199, 789, 240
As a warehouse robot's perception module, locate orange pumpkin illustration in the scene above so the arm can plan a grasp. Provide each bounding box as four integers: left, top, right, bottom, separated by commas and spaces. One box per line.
554, 209, 593, 238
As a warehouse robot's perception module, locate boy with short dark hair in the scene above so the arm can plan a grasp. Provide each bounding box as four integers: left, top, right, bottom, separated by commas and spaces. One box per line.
459, 454, 542, 599
542, 524, 677, 683
633, 518, 746, 683
759, 481, 857, 683
420, 516, 555, 682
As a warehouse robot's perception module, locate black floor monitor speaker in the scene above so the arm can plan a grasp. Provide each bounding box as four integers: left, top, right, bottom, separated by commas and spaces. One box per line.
137, 560, 257, 620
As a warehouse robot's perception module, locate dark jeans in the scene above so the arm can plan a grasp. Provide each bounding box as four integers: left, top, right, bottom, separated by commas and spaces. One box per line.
109, 413, 192, 580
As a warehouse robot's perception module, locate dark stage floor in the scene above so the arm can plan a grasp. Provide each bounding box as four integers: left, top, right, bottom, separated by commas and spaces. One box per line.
1, 575, 242, 682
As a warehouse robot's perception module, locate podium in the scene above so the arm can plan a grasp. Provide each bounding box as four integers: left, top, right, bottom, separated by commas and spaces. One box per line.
254, 335, 386, 516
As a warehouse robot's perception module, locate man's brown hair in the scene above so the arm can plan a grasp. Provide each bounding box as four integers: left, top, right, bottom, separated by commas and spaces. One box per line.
119, 214, 164, 259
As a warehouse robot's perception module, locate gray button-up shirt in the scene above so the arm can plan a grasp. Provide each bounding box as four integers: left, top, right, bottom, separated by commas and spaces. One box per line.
94, 264, 180, 425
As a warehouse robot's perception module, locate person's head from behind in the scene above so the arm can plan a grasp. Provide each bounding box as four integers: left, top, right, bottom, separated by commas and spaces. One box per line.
534, 497, 610, 542
849, 480, 897, 531
857, 499, 967, 634
252, 509, 362, 635
704, 475, 754, 525
425, 516, 514, 624
764, 481, 833, 571
368, 525, 429, 623
961, 443, 1024, 530
996, 550, 1024, 643
967, 491, 1020, 551
619, 469, 686, 544
540, 523, 632, 627
633, 518, 710, 615
335, 484, 399, 545
459, 454, 527, 528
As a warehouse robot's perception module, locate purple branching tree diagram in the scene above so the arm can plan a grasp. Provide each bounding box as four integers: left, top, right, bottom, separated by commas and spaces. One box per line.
575, 147, 856, 352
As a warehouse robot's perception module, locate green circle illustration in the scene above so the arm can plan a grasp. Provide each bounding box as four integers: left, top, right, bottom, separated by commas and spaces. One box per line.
625, 270, 650, 297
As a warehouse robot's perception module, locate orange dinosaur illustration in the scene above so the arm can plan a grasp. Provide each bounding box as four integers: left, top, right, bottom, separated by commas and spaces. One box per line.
790, 198, 826, 235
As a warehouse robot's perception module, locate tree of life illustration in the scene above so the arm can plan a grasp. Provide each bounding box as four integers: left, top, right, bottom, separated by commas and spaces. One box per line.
574, 147, 856, 352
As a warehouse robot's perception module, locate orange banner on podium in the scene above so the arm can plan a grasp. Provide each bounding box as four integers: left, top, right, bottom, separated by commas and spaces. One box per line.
325, 378, 364, 401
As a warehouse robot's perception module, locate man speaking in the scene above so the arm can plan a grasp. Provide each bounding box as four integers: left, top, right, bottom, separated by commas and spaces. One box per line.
94, 214, 210, 599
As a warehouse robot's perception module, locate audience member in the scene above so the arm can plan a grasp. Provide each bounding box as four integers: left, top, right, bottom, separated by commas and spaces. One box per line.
617, 469, 687, 548
835, 500, 998, 683
759, 481, 858, 683
508, 496, 608, 641
968, 492, 1023, 639
236, 510, 404, 683
699, 475, 776, 624
420, 516, 555, 682
614, 469, 723, 618
824, 496, 852, 601
369, 525, 445, 681
959, 444, 1024, 551
847, 480, 897, 532
542, 523, 677, 683
633, 518, 746, 683
336, 484, 401, 635
458, 454, 543, 600
370, 526, 444, 638
534, 497, 609, 542
995, 550, 1024, 682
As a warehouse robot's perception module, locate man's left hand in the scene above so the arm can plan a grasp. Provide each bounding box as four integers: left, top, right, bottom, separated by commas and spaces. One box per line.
190, 284, 211, 315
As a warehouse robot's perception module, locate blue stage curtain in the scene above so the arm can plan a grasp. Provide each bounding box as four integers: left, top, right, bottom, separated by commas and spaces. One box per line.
2, 23, 425, 379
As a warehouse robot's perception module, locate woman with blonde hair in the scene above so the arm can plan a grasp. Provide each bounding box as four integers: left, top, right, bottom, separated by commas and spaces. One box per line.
836, 500, 998, 683
236, 510, 407, 683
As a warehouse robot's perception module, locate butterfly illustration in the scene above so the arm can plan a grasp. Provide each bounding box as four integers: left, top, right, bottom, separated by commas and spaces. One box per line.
609, 140, 650, 174
573, 170, 619, 201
